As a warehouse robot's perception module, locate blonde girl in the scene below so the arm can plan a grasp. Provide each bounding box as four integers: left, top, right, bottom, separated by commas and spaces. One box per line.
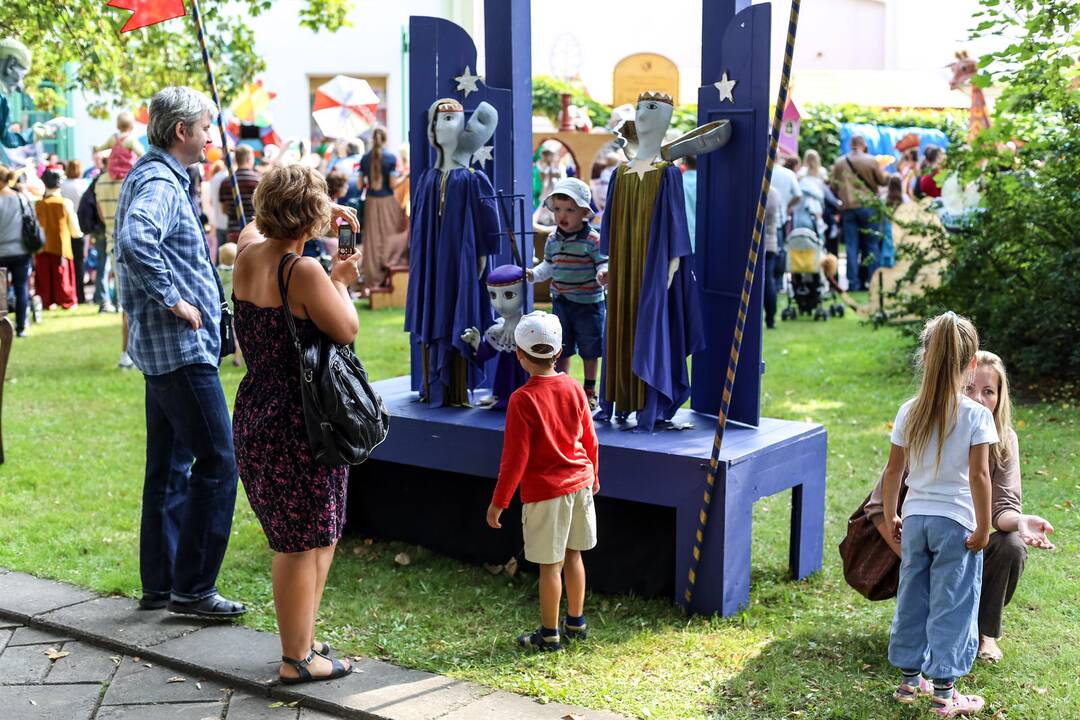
882, 312, 996, 717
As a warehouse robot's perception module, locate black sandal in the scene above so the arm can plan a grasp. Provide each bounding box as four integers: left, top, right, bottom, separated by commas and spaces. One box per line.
312, 641, 333, 656
279, 650, 351, 685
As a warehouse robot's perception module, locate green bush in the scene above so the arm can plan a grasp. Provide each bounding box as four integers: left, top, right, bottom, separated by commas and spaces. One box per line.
800, 104, 967, 165
531, 76, 698, 134
892, 0, 1080, 393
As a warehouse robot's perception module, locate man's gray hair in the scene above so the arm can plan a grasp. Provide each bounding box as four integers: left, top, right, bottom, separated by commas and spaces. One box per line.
147, 86, 216, 149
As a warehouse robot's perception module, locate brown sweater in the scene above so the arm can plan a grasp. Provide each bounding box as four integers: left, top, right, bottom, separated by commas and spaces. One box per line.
865, 427, 1021, 532
829, 151, 889, 210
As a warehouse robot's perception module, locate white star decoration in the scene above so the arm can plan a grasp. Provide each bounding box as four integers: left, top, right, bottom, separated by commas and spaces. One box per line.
714, 71, 736, 103
454, 65, 481, 98
471, 145, 493, 169
627, 156, 657, 181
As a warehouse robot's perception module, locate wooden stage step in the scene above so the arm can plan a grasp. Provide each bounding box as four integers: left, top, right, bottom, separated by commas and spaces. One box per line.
367, 264, 409, 311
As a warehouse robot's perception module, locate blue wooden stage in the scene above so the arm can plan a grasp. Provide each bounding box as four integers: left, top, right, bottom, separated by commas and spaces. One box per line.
352, 376, 826, 617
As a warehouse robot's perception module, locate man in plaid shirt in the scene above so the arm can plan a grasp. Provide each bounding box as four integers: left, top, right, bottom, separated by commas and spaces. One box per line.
114, 86, 245, 620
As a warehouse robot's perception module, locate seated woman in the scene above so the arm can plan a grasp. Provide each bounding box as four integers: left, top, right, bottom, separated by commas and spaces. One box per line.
864, 351, 1055, 662
231, 164, 361, 684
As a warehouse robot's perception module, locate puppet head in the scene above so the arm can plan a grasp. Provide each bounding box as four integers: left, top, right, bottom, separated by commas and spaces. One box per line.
427, 97, 464, 168
0, 38, 32, 94
487, 264, 525, 321
635, 90, 674, 148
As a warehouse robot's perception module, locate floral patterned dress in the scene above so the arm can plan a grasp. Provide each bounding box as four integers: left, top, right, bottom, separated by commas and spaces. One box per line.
232, 299, 348, 553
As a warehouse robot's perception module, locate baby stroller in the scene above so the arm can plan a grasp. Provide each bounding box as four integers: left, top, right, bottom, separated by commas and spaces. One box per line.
780, 209, 845, 322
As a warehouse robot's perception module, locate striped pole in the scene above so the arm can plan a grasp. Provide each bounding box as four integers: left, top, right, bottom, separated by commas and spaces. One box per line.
683, 0, 802, 609
190, 0, 246, 229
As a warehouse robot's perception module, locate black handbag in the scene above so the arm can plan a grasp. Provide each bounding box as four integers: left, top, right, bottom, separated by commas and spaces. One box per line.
277, 253, 389, 465
18, 195, 45, 254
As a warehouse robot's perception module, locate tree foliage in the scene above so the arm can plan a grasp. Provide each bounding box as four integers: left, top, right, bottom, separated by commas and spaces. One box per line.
893, 0, 1080, 391
1, 0, 353, 117
532, 75, 699, 134
799, 104, 967, 166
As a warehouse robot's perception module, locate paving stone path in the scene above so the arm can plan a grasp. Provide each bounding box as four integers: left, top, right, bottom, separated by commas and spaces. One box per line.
0, 569, 626, 720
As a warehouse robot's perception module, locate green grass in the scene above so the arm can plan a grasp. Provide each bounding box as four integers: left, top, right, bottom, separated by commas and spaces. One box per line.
2, 304, 1077, 719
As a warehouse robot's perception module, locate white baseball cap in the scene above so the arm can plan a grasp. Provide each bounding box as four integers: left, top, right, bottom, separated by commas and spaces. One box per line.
514, 311, 563, 358
542, 177, 595, 219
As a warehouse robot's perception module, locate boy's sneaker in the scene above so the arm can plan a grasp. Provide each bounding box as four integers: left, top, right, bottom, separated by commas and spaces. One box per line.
893, 676, 931, 704
930, 690, 985, 717
517, 628, 560, 652
561, 621, 588, 643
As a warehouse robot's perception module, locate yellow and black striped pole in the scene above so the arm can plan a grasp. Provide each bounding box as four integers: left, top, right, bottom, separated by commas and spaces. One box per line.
683, 0, 802, 609
190, 0, 246, 229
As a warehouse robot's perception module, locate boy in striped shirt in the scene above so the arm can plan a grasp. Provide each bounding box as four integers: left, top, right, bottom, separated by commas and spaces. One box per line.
528, 178, 608, 409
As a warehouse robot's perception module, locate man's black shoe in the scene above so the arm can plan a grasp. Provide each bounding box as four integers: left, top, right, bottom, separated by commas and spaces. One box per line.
167, 593, 247, 619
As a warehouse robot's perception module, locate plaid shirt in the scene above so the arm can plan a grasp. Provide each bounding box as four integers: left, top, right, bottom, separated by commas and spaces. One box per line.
115, 146, 221, 375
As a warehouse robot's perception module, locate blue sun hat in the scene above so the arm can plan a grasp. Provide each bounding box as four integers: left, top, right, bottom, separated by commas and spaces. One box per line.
543, 177, 594, 219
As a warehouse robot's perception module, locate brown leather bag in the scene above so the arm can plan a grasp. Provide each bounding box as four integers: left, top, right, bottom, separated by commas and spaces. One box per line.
839, 481, 907, 601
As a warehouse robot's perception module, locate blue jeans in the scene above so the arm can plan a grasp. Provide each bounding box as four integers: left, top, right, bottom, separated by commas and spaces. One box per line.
764, 251, 778, 327
141, 363, 238, 602
842, 207, 880, 291
889, 515, 982, 682
0, 254, 31, 333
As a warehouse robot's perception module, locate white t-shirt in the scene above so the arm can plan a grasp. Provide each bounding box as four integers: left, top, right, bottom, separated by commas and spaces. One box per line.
891, 395, 999, 530
770, 164, 802, 219
208, 170, 229, 230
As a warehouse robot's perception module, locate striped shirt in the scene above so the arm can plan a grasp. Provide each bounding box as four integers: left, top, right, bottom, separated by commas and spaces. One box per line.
535, 224, 607, 304
115, 146, 221, 375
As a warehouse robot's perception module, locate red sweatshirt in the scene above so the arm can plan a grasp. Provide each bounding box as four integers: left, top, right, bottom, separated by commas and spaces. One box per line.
491, 373, 600, 509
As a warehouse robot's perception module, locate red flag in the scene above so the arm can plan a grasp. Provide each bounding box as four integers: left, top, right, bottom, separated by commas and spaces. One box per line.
108, 0, 187, 33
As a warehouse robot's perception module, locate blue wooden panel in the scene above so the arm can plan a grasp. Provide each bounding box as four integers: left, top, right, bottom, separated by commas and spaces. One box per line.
692, 3, 771, 426
407, 8, 532, 390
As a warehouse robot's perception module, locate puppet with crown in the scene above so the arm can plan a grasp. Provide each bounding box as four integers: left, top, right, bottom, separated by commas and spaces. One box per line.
596, 91, 707, 432
405, 98, 503, 407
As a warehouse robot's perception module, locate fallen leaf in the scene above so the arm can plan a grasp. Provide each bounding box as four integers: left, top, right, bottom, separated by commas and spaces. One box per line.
268, 702, 285, 709
195, 681, 202, 690
132, 656, 141, 663
483, 563, 503, 575
28, 700, 37, 706
1035, 687, 1048, 695
1017, 419, 1026, 428
167, 676, 186, 683
394, 552, 411, 566
352, 545, 371, 557
364, 538, 374, 545
110, 656, 122, 665
144, 663, 153, 668
504, 557, 518, 577
44, 648, 70, 661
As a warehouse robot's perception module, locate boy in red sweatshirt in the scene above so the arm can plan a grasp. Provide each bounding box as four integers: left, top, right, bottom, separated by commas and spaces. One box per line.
486, 310, 600, 651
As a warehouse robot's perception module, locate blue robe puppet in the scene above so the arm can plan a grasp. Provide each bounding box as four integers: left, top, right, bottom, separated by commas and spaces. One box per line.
404, 98, 502, 407
595, 92, 705, 432
460, 264, 529, 410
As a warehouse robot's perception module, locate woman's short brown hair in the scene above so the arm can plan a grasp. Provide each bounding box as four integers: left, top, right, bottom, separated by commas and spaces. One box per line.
66, 160, 83, 179
253, 164, 332, 241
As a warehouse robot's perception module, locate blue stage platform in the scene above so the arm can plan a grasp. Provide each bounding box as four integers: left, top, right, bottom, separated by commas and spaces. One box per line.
351, 376, 826, 617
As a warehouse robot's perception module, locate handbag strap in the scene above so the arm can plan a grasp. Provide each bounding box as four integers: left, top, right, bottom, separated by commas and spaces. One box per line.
276, 252, 304, 353
845, 156, 879, 197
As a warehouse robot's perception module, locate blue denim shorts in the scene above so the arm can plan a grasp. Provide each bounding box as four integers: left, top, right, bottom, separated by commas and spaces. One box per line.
552, 295, 605, 360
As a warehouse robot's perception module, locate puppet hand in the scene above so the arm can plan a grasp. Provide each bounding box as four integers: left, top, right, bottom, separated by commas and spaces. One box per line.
461, 327, 481, 350
486, 503, 503, 529
31, 122, 56, 141
1018, 514, 1055, 550
525, 268, 534, 282
667, 257, 679, 289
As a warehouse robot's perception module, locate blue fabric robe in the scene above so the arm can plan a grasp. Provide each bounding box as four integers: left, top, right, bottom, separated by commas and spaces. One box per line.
404, 167, 501, 406
597, 164, 705, 431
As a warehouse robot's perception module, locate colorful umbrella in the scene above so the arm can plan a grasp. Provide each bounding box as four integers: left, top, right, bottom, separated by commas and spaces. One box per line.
231, 79, 276, 126
312, 75, 379, 139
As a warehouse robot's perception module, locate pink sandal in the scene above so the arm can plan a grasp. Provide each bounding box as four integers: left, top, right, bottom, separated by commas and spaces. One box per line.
893, 676, 932, 704
930, 689, 985, 717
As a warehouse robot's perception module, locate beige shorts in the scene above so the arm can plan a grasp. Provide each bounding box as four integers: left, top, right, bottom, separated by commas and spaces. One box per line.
522, 486, 597, 565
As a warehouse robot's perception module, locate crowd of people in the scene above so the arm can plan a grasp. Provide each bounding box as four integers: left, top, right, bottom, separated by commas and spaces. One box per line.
0, 99, 410, 358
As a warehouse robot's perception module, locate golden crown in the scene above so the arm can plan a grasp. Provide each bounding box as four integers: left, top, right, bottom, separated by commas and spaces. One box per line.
638, 91, 674, 106
433, 97, 464, 113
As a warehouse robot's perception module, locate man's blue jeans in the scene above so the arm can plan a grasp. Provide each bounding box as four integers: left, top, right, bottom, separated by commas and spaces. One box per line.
141, 363, 238, 602
842, 207, 881, 291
